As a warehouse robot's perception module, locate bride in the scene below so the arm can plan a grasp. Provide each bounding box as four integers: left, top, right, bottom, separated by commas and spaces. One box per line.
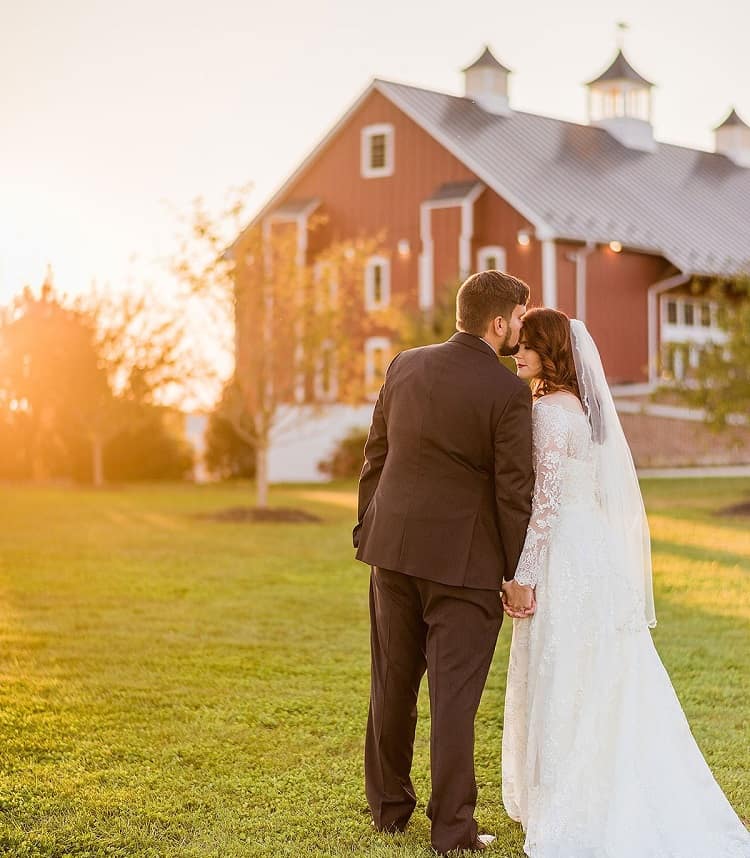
502, 308, 750, 857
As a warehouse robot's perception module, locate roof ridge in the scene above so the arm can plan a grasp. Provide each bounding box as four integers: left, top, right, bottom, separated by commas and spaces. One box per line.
376, 77, 743, 160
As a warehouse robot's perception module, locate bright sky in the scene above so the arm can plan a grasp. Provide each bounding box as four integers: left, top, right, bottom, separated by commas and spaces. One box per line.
2, 0, 748, 307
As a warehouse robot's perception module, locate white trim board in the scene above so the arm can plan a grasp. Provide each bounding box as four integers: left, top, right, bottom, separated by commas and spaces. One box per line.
418, 182, 484, 308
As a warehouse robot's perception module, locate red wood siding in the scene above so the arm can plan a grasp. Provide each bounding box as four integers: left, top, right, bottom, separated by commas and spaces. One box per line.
272, 89, 476, 314
473, 190, 543, 305
586, 248, 667, 383
431, 206, 462, 297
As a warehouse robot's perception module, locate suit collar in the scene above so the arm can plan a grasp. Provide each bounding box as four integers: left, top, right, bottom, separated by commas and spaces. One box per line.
449, 331, 499, 361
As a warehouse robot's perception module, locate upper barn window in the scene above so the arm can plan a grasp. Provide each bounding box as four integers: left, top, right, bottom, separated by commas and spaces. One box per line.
477, 245, 507, 273
361, 124, 395, 178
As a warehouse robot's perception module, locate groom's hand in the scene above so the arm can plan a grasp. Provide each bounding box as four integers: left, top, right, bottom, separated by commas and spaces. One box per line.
501, 579, 536, 619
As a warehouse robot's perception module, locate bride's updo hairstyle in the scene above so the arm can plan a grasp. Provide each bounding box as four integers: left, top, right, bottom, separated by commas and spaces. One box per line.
521, 307, 581, 401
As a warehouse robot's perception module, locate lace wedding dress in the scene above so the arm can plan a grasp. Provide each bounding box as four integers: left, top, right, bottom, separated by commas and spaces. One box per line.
502, 396, 750, 858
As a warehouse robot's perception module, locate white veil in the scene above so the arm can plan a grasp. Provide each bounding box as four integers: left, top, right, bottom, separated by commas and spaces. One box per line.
570, 319, 657, 629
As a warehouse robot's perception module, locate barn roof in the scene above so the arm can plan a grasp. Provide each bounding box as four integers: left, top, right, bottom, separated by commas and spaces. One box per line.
714, 107, 750, 130
585, 49, 655, 88
245, 78, 750, 277
376, 79, 750, 277
462, 46, 512, 75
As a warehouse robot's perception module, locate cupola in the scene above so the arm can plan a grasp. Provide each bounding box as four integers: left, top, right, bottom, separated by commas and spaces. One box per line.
586, 48, 656, 152
714, 108, 750, 168
462, 46, 512, 116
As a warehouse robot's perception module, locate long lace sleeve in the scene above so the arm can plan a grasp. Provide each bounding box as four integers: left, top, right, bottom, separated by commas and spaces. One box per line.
514, 403, 569, 587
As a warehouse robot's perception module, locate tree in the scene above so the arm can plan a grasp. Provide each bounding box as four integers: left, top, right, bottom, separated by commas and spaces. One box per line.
402, 276, 517, 373
672, 277, 750, 426
102, 405, 194, 482
0, 280, 102, 480
317, 426, 369, 479
173, 185, 397, 506
0, 275, 198, 485
73, 287, 198, 486
204, 379, 256, 479
402, 277, 462, 349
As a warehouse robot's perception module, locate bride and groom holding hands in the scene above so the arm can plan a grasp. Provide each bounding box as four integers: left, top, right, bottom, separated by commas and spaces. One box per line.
353, 270, 750, 856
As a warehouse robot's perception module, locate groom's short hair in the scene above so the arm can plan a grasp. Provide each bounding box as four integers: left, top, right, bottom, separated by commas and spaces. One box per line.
456, 270, 530, 335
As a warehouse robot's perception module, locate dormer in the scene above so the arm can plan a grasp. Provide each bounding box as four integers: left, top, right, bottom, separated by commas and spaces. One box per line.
714, 108, 750, 168
586, 49, 656, 152
462, 46, 512, 116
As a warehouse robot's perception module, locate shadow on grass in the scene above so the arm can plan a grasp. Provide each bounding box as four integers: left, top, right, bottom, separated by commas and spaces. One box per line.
651, 539, 749, 571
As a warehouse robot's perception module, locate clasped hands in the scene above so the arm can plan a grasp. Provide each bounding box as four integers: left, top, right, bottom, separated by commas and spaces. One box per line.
501, 579, 536, 619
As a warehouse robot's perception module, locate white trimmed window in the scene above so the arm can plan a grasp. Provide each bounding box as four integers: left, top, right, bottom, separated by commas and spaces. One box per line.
314, 339, 338, 402
365, 256, 391, 310
365, 337, 391, 399
660, 295, 727, 382
313, 260, 338, 311
361, 124, 395, 178
661, 296, 724, 345
477, 245, 507, 272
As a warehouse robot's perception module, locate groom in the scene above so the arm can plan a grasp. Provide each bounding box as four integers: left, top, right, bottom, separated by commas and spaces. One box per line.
353, 270, 536, 854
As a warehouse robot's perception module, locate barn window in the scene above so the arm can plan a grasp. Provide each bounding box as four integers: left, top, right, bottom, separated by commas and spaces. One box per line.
370, 135, 386, 168
313, 260, 338, 311
477, 245, 507, 273
365, 256, 391, 310
314, 340, 338, 402
365, 337, 391, 398
361, 124, 395, 178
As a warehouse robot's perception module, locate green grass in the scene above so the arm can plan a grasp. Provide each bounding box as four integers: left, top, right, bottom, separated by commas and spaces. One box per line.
0, 478, 748, 857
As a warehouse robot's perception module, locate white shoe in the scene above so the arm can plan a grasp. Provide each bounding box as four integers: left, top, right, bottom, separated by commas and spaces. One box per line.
477, 834, 496, 847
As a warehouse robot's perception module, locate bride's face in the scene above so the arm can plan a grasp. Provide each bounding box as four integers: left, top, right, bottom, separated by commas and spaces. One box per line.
513, 339, 543, 380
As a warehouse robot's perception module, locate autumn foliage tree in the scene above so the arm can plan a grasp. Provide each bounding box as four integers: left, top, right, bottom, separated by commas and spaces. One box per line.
671, 277, 750, 426
0, 277, 195, 485
0, 280, 105, 480
174, 185, 400, 507
75, 288, 194, 485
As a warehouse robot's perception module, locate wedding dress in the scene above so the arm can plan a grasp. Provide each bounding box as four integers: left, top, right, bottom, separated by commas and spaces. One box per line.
502, 321, 750, 858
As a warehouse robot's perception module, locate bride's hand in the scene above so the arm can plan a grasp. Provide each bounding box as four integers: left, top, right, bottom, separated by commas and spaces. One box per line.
501, 579, 536, 619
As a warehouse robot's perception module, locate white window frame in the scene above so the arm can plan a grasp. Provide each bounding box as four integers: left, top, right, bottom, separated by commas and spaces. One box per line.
660, 296, 726, 347
364, 255, 391, 311
314, 339, 338, 402
477, 245, 507, 272
361, 123, 395, 179
313, 260, 338, 312
365, 336, 391, 400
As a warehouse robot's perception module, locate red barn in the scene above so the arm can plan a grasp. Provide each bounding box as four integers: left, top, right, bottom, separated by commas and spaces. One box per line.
235, 46, 750, 480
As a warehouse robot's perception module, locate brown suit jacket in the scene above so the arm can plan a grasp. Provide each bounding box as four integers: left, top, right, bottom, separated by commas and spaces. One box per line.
354, 332, 534, 590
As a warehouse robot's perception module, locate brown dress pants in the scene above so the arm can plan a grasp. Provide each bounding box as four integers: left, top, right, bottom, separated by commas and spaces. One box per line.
365, 566, 503, 854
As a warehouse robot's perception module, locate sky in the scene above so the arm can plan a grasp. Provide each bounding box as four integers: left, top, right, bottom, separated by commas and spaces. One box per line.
2, 0, 748, 307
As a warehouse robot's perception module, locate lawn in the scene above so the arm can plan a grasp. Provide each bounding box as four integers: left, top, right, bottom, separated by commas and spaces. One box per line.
0, 478, 748, 857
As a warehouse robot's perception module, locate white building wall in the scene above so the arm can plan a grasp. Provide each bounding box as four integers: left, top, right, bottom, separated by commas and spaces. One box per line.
268, 403, 376, 483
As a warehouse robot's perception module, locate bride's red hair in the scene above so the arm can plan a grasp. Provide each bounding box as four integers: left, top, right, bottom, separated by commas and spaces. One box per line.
521, 308, 581, 401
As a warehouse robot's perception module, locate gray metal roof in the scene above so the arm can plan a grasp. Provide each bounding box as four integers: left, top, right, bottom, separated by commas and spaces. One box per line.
585, 49, 655, 88
271, 197, 320, 217
425, 180, 483, 203
376, 79, 750, 277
